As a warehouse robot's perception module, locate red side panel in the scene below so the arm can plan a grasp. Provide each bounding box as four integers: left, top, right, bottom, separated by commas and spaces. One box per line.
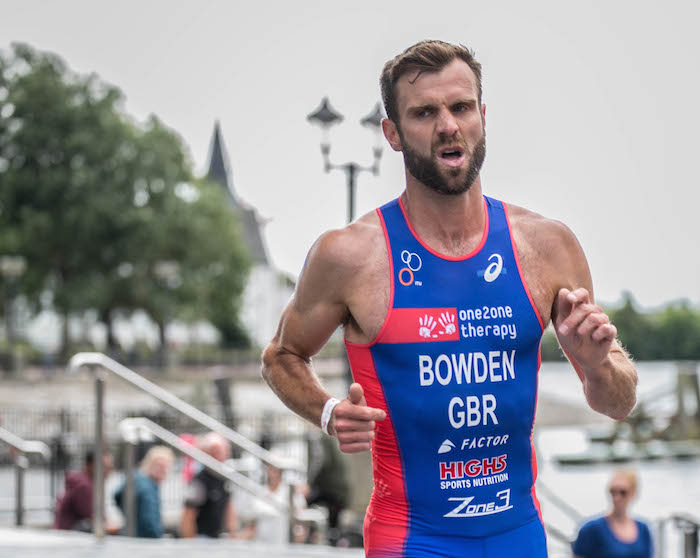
346, 342, 408, 557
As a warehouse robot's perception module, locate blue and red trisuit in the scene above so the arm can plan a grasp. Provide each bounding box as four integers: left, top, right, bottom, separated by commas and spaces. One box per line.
346, 195, 548, 557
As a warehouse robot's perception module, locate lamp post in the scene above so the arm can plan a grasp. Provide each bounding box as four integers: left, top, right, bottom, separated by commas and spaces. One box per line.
0, 255, 27, 376
308, 99, 384, 387
307, 98, 384, 225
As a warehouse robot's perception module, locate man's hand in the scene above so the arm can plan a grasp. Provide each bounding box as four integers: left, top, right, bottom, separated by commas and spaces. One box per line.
329, 383, 386, 453
555, 287, 617, 370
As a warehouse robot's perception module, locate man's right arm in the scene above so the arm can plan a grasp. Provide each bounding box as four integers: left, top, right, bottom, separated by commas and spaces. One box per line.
261, 229, 385, 453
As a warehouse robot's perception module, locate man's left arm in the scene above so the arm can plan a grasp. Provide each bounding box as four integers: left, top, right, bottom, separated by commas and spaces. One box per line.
550, 225, 637, 420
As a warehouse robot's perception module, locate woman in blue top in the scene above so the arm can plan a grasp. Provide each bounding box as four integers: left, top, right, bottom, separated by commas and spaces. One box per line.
573, 470, 653, 558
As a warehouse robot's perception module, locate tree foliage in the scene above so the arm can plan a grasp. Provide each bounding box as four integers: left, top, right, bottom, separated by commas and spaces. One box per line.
0, 43, 251, 359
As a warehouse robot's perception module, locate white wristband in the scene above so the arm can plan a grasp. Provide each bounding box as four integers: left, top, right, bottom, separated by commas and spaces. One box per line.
321, 397, 341, 435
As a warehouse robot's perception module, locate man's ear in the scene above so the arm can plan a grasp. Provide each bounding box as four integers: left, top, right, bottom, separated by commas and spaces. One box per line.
382, 118, 403, 152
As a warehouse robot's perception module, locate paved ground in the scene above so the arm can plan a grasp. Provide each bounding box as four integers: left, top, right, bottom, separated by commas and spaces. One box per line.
0, 528, 364, 558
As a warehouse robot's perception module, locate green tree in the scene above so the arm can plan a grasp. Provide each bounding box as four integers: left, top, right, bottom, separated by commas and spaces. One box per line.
655, 302, 700, 361
0, 43, 137, 359
608, 292, 658, 360
0, 44, 251, 363
540, 328, 566, 361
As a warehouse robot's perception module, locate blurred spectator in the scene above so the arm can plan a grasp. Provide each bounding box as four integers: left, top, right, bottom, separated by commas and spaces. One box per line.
115, 445, 174, 538
306, 433, 349, 545
180, 432, 239, 538
242, 459, 307, 544
178, 433, 197, 483
572, 470, 653, 558
55, 448, 119, 533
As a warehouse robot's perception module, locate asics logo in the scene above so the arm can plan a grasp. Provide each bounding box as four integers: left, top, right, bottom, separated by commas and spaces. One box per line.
483, 253, 503, 283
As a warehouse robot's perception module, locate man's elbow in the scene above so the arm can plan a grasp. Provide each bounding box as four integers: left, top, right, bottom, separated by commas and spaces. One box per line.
586, 385, 637, 421
260, 342, 278, 385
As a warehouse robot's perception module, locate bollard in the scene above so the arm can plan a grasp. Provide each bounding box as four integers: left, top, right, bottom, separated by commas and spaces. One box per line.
94, 371, 105, 539
14, 453, 28, 526
656, 518, 666, 558
684, 525, 698, 558
288, 483, 295, 543
125, 440, 136, 537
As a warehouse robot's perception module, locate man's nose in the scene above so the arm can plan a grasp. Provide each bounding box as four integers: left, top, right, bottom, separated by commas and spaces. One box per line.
436, 108, 459, 138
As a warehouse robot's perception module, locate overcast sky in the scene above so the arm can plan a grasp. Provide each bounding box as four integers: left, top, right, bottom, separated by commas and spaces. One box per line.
2, 0, 698, 309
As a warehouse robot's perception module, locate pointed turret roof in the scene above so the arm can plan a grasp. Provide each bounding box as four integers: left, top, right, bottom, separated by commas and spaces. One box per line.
206, 122, 269, 265
206, 121, 236, 205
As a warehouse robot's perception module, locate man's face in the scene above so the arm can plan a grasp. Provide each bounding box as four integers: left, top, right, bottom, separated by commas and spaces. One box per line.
389, 58, 486, 195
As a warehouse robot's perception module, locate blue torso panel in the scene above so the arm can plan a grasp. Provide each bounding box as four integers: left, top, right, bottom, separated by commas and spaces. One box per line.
347, 195, 546, 555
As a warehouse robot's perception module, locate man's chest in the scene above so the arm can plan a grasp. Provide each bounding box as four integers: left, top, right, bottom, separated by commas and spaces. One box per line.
346, 247, 555, 344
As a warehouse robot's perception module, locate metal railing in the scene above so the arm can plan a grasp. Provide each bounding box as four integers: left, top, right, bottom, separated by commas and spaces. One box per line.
0, 426, 50, 526
68, 352, 302, 539
119, 417, 294, 538
657, 513, 699, 558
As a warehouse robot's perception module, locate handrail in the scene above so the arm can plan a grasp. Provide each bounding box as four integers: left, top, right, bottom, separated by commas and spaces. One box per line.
118, 417, 288, 512
0, 426, 50, 526
0, 427, 50, 459
69, 351, 303, 539
118, 417, 293, 540
68, 352, 301, 472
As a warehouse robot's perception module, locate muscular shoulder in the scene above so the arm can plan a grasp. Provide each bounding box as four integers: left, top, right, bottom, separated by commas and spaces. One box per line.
506, 203, 582, 263
505, 203, 591, 323
303, 210, 385, 286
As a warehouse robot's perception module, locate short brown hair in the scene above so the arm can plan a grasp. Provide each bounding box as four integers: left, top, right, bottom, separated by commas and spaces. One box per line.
380, 40, 483, 123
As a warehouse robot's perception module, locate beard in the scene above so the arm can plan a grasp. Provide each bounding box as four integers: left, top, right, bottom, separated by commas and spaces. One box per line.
401, 133, 486, 196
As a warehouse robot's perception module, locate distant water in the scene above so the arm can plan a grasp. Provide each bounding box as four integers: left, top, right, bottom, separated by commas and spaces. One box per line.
536, 361, 699, 557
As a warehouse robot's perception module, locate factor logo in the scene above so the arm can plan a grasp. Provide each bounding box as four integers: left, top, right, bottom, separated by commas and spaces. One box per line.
438, 439, 456, 454
399, 250, 422, 287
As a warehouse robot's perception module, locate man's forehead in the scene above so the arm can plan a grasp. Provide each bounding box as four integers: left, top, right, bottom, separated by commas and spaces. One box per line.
396, 59, 478, 110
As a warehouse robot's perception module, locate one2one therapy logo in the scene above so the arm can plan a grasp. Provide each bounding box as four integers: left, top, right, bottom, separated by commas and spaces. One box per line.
398, 250, 423, 286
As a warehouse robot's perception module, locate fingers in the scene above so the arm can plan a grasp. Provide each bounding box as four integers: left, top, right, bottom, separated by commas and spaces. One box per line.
557, 287, 593, 335
330, 383, 387, 454
340, 383, 385, 422
591, 323, 617, 343
336, 428, 376, 444
348, 382, 366, 406
334, 417, 377, 432
557, 289, 616, 347
557, 287, 591, 319
560, 302, 604, 336
338, 441, 372, 453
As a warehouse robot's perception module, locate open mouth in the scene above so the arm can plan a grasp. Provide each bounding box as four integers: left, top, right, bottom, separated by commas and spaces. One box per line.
437, 146, 466, 168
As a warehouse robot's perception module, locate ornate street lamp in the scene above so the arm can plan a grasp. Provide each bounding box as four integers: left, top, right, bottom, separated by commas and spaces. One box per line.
308, 98, 384, 224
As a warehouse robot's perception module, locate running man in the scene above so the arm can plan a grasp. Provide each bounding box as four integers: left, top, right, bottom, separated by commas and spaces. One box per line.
262, 40, 637, 558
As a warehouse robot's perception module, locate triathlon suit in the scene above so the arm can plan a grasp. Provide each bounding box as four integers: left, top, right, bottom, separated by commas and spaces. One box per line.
345, 195, 547, 558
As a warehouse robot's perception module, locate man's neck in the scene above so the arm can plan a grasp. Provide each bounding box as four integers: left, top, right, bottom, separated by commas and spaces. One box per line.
401, 175, 486, 257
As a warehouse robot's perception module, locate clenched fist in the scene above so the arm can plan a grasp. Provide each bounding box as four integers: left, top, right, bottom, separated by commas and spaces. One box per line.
329, 383, 386, 453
